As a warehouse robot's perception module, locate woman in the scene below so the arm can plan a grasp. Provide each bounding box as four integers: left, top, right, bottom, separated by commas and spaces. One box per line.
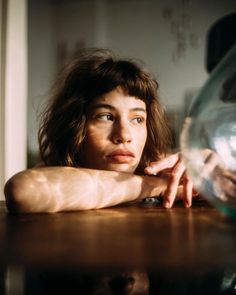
4, 49, 194, 213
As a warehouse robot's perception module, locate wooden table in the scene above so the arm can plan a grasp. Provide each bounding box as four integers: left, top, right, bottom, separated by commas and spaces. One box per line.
1, 199, 236, 294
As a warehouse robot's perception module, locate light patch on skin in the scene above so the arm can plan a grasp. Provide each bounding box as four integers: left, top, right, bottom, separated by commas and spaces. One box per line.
5, 167, 146, 212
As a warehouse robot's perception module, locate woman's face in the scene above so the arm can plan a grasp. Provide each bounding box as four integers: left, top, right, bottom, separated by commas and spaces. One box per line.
82, 87, 147, 173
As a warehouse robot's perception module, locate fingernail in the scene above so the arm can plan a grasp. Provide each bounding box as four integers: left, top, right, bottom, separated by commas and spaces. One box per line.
184, 201, 191, 208
164, 201, 171, 208
144, 167, 153, 174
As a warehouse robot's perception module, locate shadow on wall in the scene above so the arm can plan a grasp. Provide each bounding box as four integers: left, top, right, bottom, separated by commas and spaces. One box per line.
169, 12, 236, 151
167, 87, 199, 151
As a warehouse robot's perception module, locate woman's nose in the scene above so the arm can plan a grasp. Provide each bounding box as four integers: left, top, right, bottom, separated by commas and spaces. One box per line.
112, 121, 132, 144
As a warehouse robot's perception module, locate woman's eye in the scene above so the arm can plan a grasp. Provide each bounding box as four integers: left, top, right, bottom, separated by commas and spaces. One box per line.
96, 114, 113, 121
132, 117, 145, 124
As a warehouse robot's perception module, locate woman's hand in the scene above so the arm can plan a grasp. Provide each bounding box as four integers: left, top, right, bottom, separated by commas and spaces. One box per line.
144, 153, 196, 208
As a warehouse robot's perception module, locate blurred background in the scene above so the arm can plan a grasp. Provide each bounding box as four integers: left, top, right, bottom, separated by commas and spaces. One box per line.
1, 0, 236, 200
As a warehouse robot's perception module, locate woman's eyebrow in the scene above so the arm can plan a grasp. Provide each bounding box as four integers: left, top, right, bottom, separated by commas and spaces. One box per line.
90, 103, 116, 111
90, 104, 146, 113
131, 107, 146, 113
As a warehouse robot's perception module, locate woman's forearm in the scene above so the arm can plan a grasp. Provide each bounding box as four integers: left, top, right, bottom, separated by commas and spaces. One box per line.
4, 167, 168, 213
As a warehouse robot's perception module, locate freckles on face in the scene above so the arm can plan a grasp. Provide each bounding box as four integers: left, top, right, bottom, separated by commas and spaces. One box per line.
81, 88, 147, 173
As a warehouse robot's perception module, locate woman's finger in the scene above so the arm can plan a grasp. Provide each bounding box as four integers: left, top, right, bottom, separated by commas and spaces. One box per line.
183, 175, 193, 208
163, 160, 186, 208
144, 153, 180, 175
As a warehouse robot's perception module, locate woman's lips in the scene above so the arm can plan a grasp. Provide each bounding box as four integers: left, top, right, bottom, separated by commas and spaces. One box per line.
107, 150, 135, 163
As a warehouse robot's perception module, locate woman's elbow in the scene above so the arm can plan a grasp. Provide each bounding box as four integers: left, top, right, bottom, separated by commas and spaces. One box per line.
4, 172, 31, 213
4, 169, 61, 213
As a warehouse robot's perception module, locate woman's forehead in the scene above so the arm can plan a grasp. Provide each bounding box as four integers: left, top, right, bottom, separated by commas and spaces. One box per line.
90, 88, 146, 109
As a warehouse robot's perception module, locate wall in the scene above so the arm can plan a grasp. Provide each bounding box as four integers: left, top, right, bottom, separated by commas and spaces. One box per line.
27, 0, 236, 160
27, 0, 55, 159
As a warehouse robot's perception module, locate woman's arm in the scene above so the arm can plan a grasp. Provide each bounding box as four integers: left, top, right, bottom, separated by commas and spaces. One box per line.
4, 167, 169, 213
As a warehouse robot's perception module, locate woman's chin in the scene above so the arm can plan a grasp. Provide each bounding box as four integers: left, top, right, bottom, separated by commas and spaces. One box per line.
104, 163, 137, 174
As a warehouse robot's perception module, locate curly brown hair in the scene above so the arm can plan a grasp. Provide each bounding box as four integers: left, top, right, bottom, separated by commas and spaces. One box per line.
38, 49, 172, 173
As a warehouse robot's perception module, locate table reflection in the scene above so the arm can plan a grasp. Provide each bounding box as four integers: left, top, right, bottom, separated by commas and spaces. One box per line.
21, 266, 236, 294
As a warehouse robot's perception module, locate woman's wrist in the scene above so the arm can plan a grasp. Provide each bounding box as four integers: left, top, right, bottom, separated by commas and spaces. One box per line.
139, 175, 167, 200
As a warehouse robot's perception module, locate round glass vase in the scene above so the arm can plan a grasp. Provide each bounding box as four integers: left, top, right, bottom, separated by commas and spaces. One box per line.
180, 43, 236, 218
